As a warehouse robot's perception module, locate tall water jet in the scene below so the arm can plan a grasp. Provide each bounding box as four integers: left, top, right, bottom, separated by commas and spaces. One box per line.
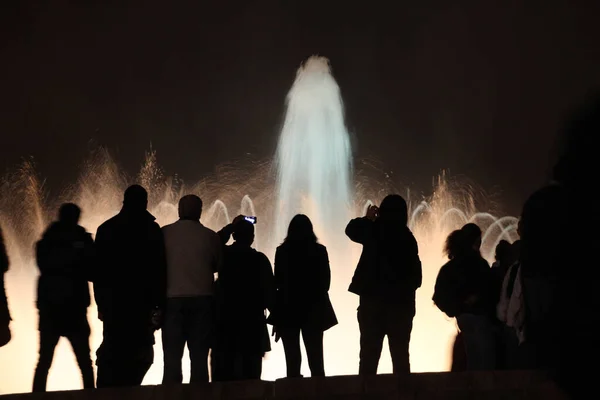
274, 56, 353, 248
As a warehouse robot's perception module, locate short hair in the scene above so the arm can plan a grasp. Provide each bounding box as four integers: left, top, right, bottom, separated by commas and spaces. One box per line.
379, 194, 408, 225
123, 185, 148, 210
233, 220, 254, 243
58, 203, 81, 225
178, 195, 203, 220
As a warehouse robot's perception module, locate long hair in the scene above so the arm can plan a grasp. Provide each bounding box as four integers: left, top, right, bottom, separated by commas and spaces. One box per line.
444, 229, 465, 260
284, 214, 318, 244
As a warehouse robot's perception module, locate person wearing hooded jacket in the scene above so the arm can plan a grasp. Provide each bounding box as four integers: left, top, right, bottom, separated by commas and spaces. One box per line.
32, 203, 95, 391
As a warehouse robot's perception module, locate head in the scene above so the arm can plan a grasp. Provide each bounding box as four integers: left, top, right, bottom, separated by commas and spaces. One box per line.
123, 185, 148, 212
58, 203, 81, 225
378, 194, 408, 225
284, 214, 317, 243
444, 229, 466, 260
178, 194, 203, 221
553, 90, 600, 191
519, 184, 568, 261
233, 220, 255, 247
461, 223, 482, 251
494, 240, 513, 264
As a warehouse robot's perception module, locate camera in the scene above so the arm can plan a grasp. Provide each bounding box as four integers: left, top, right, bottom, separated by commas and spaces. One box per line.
244, 216, 257, 224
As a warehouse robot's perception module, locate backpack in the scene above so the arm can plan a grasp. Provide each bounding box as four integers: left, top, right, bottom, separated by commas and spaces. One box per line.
433, 260, 463, 318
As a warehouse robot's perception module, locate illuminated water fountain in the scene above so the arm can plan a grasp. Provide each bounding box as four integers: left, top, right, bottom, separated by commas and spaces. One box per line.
0, 57, 518, 394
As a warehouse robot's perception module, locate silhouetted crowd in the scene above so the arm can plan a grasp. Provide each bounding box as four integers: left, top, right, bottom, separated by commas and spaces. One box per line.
0, 93, 599, 398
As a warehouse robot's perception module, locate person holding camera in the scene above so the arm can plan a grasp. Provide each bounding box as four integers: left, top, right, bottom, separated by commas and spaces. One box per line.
212, 217, 274, 381
346, 194, 422, 375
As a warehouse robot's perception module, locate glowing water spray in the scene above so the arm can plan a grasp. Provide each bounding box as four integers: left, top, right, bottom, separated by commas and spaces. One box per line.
274, 56, 352, 247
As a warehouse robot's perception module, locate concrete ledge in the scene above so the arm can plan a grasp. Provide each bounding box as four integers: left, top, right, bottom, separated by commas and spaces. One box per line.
0, 371, 570, 399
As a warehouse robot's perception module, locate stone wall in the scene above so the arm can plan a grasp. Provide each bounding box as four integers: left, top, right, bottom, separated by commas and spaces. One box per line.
0, 371, 569, 399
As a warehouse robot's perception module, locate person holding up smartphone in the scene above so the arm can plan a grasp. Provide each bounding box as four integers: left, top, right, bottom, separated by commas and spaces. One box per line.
346, 195, 422, 375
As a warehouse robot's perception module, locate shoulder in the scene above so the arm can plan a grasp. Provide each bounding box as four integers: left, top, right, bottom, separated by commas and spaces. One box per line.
316, 243, 328, 254
162, 221, 176, 231
256, 250, 271, 263
98, 214, 120, 230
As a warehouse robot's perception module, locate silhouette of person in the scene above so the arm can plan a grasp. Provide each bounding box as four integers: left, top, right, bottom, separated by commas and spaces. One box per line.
93, 185, 167, 388
433, 224, 496, 370
549, 91, 600, 398
516, 184, 567, 370
346, 194, 422, 375
268, 214, 337, 378
212, 219, 275, 381
32, 203, 95, 391
490, 240, 516, 312
0, 226, 11, 348
161, 194, 222, 384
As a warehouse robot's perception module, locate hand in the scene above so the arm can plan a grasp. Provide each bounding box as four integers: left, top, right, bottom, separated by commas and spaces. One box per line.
366, 205, 379, 221
272, 326, 281, 343
151, 309, 162, 330
232, 215, 245, 225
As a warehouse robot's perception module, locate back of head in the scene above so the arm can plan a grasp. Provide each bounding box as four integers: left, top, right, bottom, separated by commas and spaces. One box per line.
284, 214, 317, 244
495, 240, 512, 262
461, 223, 482, 250
444, 229, 466, 260
233, 220, 255, 246
178, 194, 203, 221
58, 203, 81, 226
553, 90, 600, 192
123, 184, 148, 212
520, 184, 567, 250
379, 194, 408, 225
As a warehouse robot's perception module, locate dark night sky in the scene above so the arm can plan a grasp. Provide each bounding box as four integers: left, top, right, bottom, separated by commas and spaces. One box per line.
1, 0, 599, 215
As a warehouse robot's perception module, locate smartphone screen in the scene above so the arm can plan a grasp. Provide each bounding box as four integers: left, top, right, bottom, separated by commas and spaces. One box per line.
244, 216, 257, 224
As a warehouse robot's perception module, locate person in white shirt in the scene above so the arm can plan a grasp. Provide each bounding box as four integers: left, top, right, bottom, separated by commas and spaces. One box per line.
161, 194, 222, 384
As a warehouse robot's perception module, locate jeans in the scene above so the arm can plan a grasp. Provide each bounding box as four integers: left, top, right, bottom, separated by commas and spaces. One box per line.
33, 312, 94, 392
280, 326, 324, 378
456, 313, 497, 370
357, 298, 414, 375
162, 296, 214, 384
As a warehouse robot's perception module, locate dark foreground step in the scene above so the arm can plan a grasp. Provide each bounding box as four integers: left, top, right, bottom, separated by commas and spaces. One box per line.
0, 371, 569, 400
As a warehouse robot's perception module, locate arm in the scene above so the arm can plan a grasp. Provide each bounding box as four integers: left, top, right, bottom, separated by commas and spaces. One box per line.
410, 236, 422, 289
217, 224, 235, 245
319, 246, 331, 292
150, 225, 168, 311
345, 217, 374, 244
259, 254, 276, 311
82, 232, 96, 283
92, 226, 109, 316
217, 215, 246, 245
274, 247, 284, 291
212, 233, 224, 274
